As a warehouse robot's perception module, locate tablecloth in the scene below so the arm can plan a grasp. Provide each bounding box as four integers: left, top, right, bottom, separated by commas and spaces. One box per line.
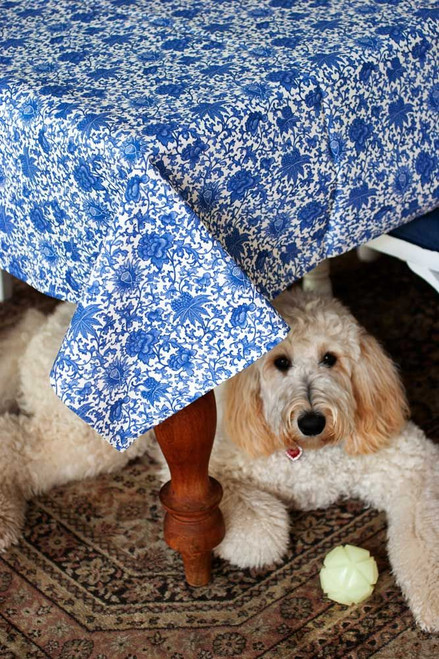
0, 0, 438, 449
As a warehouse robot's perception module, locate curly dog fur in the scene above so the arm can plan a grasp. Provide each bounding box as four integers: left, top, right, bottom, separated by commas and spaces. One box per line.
0, 303, 150, 549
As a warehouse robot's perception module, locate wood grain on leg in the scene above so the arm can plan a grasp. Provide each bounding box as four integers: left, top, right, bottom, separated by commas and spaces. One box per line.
155, 390, 225, 586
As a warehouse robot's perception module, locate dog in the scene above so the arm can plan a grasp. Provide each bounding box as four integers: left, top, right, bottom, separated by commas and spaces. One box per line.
0, 302, 151, 550
0, 292, 438, 631
157, 290, 439, 631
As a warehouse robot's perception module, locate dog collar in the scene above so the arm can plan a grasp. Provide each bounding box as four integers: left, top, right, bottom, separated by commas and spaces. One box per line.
285, 446, 303, 462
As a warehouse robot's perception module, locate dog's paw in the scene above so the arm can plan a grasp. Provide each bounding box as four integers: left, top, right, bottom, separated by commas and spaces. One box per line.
406, 482, 439, 632
215, 484, 290, 569
215, 527, 287, 570
387, 481, 439, 632
412, 599, 439, 633
0, 488, 26, 551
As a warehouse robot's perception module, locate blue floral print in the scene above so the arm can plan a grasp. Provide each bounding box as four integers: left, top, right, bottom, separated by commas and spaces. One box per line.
0, 0, 438, 449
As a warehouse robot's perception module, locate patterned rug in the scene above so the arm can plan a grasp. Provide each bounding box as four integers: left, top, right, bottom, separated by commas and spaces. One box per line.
0, 253, 438, 658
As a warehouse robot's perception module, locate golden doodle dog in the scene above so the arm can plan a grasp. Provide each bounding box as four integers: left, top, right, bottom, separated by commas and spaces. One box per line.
0, 291, 437, 631
158, 291, 439, 631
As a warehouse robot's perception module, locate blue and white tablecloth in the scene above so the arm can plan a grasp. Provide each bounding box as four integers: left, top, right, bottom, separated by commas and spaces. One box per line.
0, 0, 438, 449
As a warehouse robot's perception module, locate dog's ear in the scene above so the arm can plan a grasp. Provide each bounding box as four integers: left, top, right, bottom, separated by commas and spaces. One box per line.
223, 365, 279, 457
348, 331, 409, 455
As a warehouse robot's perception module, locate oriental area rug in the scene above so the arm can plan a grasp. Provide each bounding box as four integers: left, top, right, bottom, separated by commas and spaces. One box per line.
0, 252, 438, 658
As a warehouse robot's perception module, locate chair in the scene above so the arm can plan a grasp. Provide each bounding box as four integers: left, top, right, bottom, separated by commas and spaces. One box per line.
358, 209, 439, 293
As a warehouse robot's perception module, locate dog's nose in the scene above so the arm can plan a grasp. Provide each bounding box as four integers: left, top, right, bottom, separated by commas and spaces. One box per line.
297, 412, 326, 436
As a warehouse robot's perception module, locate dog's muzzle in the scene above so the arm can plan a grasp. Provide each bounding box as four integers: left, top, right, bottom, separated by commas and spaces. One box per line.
297, 412, 326, 437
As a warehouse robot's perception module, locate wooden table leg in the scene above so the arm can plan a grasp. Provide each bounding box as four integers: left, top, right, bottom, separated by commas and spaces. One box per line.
155, 389, 225, 586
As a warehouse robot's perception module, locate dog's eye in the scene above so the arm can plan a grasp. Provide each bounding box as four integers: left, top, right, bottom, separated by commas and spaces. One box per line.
321, 352, 337, 367
274, 356, 292, 372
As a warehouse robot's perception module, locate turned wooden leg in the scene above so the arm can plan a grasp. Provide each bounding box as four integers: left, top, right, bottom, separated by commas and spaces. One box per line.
155, 390, 225, 586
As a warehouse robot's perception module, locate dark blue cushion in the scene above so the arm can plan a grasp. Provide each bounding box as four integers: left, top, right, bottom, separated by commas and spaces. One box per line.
390, 208, 439, 252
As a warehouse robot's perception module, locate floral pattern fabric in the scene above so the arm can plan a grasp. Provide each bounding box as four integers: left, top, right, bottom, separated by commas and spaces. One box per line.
0, 0, 438, 449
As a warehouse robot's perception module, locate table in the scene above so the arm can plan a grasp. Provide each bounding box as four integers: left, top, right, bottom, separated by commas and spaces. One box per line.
1, 0, 438, 584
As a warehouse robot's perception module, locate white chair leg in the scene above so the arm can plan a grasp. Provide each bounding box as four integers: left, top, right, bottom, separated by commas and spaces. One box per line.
302, 259, 333, 297
0, 271, 13, 302
357, 245, 380, 263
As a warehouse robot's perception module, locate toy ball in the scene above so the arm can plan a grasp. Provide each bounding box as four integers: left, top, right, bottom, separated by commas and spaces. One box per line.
319, 544, 379, 605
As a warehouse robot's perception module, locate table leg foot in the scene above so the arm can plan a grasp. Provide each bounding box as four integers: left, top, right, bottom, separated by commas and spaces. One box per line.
155, 390, 225, 587
181, 552, 212, 587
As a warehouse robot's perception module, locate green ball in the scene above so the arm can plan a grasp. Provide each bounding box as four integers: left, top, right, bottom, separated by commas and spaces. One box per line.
319, 544, 379, 605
